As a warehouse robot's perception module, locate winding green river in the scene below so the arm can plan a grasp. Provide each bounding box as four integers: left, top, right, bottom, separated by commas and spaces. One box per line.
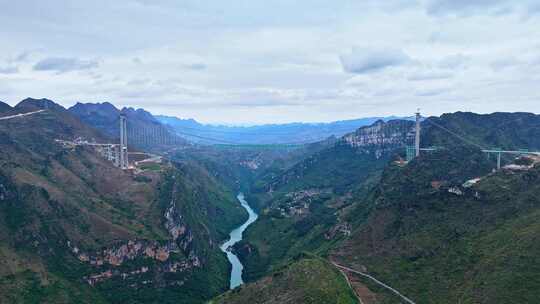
220, 193, 258, 289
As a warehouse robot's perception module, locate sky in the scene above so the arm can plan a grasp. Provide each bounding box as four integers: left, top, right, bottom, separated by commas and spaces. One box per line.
1, 0, 539, 124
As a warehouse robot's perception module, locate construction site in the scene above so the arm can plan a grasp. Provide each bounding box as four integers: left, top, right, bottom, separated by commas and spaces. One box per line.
53, 113, 163, 173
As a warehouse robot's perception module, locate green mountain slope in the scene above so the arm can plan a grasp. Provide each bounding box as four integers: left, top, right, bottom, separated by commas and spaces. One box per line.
327, 112, 540, 303
422, 112, 540, 151
0, 99, 246, 303
236, 120, 414, 282
333, 148, 540, 303
228, 112, 540, 303
210, 255, 358, 304
171, 136, 338, 210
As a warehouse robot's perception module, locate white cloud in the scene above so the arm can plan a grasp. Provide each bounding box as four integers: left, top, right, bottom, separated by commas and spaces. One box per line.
408, 70, 453, 81
490, 57, 522, 71
340, 47, 411, 74
438, 54, 470, 69
183, 63, 207, 71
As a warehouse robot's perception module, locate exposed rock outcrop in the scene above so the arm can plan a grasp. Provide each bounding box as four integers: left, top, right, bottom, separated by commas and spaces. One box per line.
67, 175, 203, 287
342, 120, 414, 157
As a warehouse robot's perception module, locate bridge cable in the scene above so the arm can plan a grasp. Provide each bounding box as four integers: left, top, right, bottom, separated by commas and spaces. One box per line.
422, 117, 515, 163
171, 129, 315, 146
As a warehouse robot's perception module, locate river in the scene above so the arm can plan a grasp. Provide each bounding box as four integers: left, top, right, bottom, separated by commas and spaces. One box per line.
220, 193, 258, 290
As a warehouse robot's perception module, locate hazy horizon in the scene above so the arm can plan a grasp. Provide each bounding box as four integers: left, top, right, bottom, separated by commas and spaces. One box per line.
2, 96, 539, 126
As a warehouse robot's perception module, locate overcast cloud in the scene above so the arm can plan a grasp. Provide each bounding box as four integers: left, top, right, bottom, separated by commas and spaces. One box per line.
0, 0, 539, 123
340, 47, 411, 74
33, 57, 99, 73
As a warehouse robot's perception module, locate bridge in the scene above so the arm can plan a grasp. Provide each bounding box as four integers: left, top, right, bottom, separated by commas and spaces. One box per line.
0, 109, 45, 121
54, 114, 132, 169
407, 110, 540, 170
0, 109, 177, 169
4, 108, 539, 171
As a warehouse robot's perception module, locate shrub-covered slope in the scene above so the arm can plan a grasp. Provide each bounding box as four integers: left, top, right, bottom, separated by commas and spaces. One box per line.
422, 112, 540, 151
236, 120, 414, 281
333, 148, 540, 303
0, 99, 246, 303
234, 112, 540, 303
210, 255, 358, 304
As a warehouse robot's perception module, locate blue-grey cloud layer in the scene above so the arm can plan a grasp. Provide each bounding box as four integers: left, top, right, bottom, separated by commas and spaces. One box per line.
33, 57, 98, 73
0, 66, 18, 74
426, 0, 540, 16
340, 48, 410, 74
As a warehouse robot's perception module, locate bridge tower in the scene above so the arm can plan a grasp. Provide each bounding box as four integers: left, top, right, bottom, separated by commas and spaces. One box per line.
415, 109, 421, 157
119, 114, 128, 169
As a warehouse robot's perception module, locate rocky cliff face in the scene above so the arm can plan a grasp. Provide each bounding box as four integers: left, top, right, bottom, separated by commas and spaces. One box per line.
65, 170, 204, 288
69, 238, 201, 286
341, 120, 414, 157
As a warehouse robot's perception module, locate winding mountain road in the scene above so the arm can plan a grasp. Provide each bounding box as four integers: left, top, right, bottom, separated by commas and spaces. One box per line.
332, 262, 416, 304
336, 264, 365, 304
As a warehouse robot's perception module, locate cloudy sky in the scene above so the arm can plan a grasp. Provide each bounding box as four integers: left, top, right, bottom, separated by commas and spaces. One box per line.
1, 0, 539, 124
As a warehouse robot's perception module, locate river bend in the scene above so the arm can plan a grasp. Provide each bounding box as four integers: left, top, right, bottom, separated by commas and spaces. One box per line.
220, 193, 258, 289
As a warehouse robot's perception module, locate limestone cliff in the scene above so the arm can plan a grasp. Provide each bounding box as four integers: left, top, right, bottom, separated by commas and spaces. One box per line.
341, 119, 414, 157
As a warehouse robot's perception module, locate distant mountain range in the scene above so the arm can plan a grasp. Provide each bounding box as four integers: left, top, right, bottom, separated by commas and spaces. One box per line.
2, 100, 411, 146
0, 101, 12, 113
156, 115, 412, 145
